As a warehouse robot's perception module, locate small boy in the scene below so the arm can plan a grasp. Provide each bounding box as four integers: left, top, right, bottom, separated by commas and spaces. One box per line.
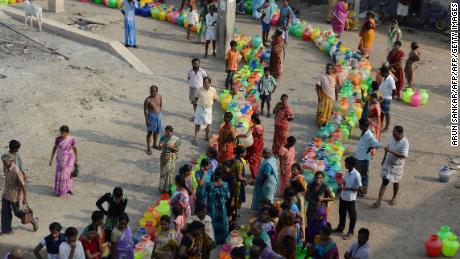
3, 140, 27, 177
81, 211, 105, 243
187, 6, 199, 40
257, 0, 273, 46
33, 222, 65, 259
226, 40, 239, 90
258, 67, 277, 117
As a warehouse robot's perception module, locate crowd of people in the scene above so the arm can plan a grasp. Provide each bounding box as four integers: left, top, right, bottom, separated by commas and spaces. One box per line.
1, 0, 422, 258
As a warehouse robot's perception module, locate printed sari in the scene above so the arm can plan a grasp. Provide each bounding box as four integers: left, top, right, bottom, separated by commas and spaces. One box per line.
387, 49, 405, 97
331, 1, 347, 35
358, 17, 375, 57
245, 124, 264, 179
115, 226, 134, 259
269, 35, 285, 79
316, 73, 337, 127
218, 123, 235, 163
272, 104, 293, 156
54, 136, 76, 196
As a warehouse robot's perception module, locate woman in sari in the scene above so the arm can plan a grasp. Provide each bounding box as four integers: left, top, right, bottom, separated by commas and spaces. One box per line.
231, 147, 248, 229
251, 148, 279, 211
244, 113, 264, 179
153, 215, 181, 259
206, 170, 230, 244
289, 163, 307, 237
387, 40, 405, 99
404, 42, 421, 88
367, 93, 382, 141
49, 125, 78, 197
272, 94, 294, 156
218, 112, 236, 163
331, 0, 347, 38
278, 136, 296, 196
357, 11, 376, 59
305, 207, 327, 245
316, 64, 338, 128
269, 29, 285, 79
171, 175, 192, 223
178, 221, 205, 259
179, 164, 195, 215
110, 213, 133, 259
312, 226, 339, 259
388, 19, 402, 52
159, 125, 181, 194
274, 213, 297, 259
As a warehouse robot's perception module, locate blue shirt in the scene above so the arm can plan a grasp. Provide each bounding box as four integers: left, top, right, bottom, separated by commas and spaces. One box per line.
121, 0, 138, 21
355, 130, 381, 161
279, 6, 293, 28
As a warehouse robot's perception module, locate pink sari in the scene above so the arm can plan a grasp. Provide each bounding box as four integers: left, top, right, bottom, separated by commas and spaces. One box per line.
331, 1, 347, 34
278, 146, 295, 195
54, 136, 76, 196
272, 104, 294, 156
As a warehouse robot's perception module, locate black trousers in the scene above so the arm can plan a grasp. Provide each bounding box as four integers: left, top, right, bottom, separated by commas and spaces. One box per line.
337, 198, 357, 234
1, 198, 25, 233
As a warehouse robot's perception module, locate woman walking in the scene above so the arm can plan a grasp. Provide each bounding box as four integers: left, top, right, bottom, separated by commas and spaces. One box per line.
251, 148, 278, 211
218, 112, 236, 163
278, 136, 296, 196
331, 0, 347, 38
159, 125, 181, 194
357, 11, 376, 59
404, 42, 420, 88
49, 125, 78, 197
206, 170, 230, 244
120, 0, 138, 48
387, 19, 402, 52
272, 94, 294, 156
244, 114, 264, 179
269, 29, 286, 79
316, 64, 338, 128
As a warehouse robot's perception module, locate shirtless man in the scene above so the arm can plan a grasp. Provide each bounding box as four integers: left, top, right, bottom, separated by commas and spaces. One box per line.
144, 85, 163, 155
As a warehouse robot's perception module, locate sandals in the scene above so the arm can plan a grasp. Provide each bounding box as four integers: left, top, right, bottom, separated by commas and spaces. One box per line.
372, 202, 381, 208
32, 217, 39, 232
146, 149, 152, 155
389, 199, 397, 206
192, 140, 198, 146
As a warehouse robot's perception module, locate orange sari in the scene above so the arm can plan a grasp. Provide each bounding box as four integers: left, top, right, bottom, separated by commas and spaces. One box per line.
358, 18, 375, 57
218, 123, 235, 163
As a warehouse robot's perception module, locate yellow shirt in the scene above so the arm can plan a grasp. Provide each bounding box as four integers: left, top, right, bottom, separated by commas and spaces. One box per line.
195, 87, 217, 108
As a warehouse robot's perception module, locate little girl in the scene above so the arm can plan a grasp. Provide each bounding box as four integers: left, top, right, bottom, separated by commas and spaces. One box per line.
258, 207, 277, 246
171, 205, 186, 233
187, 6, 199, 39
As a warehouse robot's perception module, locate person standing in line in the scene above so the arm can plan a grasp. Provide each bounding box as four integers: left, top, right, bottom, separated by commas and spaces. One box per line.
33, 222, 65, 259
244, 114, 265, 179
278, 0, 293, 45
251, 148, 279, 211
404, 42, 421, 89
357, 11, 376, 59
316, 63, 338, 127
333, 156, 362, 240
278, 136, 296, 196
272, 94, 294, 156
206, 170, 230, 244
96, 187, 128, 242
1, 153, 38, 234
355, 119, 381, 197
257, 0, 273, 47
59, 227, 85, 259
3, 140, 27, 177
204, 4, 218, 57
258, 67, 278, 117
144, 85, 163, 155
344, 228, 371, 259
387, 41, 405, 99
110, 213, 134, 259
373, 125, 409, 208
159, 125, 181, 194
378, 66, 396, 132
187, 5, 199, 40
195, 158, 212, 205
387, 19, 402, 52
120, 0, 138, 48
269, 29, 285, 79
49, 125, 78, 197
193, 76, 218, 146
187, 58, 207, 118
218, 112, 236, 163
225, 40, 239, 91
331, 0, 347, 38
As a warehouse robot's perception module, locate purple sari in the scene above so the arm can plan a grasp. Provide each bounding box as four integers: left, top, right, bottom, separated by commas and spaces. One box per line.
116, 226, 134, 259
331, 1, 347, 34
54, 136, 76, 196
306, 207, 327, 244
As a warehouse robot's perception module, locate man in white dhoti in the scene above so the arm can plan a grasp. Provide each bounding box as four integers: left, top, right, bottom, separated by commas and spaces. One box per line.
193, 76, 217, 146
204, 4, 218, 57
373, 125, 409, 208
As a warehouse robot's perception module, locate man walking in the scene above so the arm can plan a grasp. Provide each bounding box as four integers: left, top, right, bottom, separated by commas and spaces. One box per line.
1, 153, 38, 234
193, 76, 217, 146
144, 85, 163, 155
355, 119, 381, 197
334, 156, 362, 240
204, 4, 218, 57
187, 58, 207, 116
373, 125, 409, 208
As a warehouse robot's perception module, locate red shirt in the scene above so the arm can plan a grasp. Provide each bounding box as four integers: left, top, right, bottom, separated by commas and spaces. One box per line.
81, 237, 101, 259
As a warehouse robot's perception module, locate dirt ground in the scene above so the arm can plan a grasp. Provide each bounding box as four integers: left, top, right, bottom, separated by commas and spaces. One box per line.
0, 0, 459, 258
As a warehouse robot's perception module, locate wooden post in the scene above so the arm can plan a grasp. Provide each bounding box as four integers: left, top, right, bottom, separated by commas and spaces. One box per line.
217, 0, 236, 59
48, 0, 65, 13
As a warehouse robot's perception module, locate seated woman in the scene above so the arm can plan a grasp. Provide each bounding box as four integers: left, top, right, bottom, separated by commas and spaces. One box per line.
311, 225, 339, 259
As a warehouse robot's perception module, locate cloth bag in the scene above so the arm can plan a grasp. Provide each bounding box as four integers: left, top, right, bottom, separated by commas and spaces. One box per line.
20, 203, 34, 224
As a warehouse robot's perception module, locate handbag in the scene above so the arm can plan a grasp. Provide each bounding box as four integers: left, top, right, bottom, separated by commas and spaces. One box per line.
20, 203, 34, 224
71, 164, 79, 178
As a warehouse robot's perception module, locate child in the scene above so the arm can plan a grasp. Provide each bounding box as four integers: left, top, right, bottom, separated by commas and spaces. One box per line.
186, 203, 215, 259
171, 205, 186, 233
81, 224, 102, 259
154, 215, 181, 259
187, 6, 199, 40
257, 0, 273, 47
81, 211, 105, 242
258, 67, 277, 117
179, 164, 195, 214
258, 207, 277, 245
33, 222, 65, 259
226, 40, 239, 91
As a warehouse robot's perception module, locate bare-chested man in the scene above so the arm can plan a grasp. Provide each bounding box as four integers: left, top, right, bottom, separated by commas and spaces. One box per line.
144, 85, 163, 155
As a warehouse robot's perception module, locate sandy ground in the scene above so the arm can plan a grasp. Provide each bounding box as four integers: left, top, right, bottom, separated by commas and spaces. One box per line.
0, 0, 459, 258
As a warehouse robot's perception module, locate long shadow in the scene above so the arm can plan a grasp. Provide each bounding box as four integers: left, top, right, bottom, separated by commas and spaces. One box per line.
118, 157, 160, 174
141, 44, 198, 58
112, 119, 145, 131
72, 129, 144, 152
86, 174, 157, 196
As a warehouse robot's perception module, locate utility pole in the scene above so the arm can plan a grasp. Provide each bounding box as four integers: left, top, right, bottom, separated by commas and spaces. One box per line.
354, 0, 360, 15
217, 0, 236, 59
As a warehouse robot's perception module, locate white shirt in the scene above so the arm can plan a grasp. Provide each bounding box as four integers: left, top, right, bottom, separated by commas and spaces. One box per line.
59, 241, 85, 259
205, 13, 218, 31
39, 239, 60, 259
262, 5, 273, 24
385, 136, 409, 167
340, 169, 362, 201
188, 10, 199, 25
379, 75, 396, 100
347, 241, 371, 259
187, 68, 207, 89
